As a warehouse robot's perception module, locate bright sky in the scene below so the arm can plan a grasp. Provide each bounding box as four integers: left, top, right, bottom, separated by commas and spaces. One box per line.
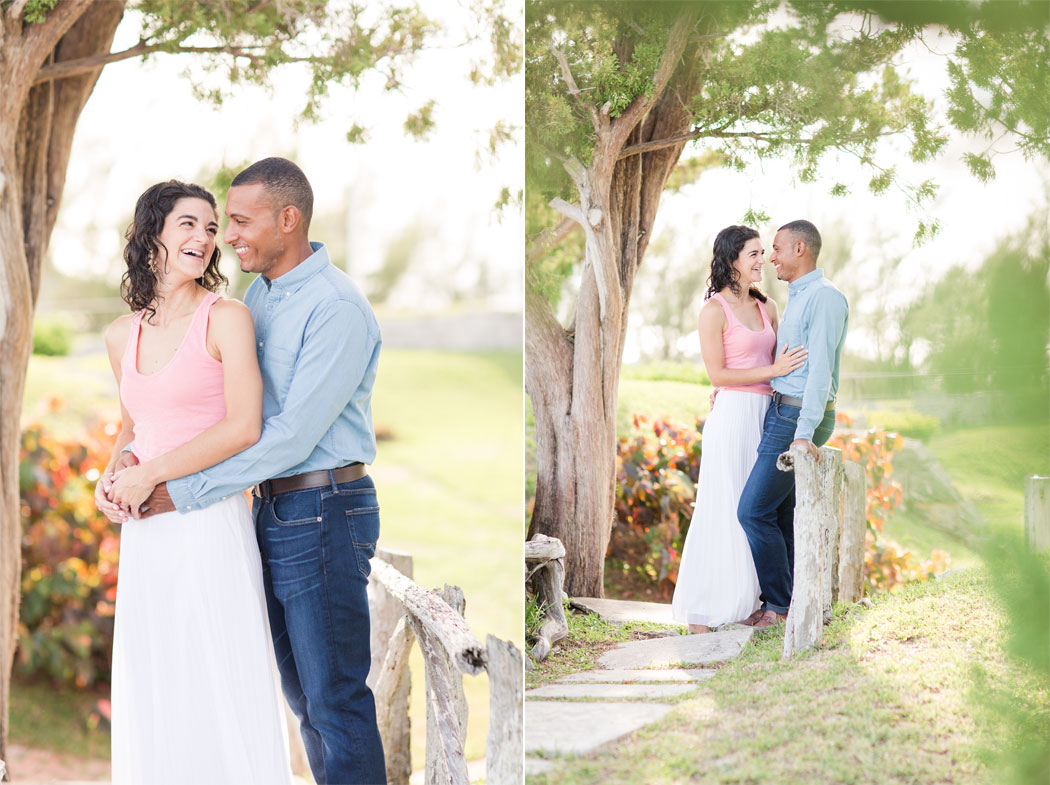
625, 26, 1049, 363
49, 1, 524, 312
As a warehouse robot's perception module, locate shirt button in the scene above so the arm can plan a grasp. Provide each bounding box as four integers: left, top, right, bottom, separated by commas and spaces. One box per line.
258, 341, 263, 347
285, 292, 291, 297
185, 506, 191, 510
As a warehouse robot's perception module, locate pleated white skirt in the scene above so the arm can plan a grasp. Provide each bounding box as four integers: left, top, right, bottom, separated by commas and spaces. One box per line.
110, 495, 291, 785
671, 390, 769, 627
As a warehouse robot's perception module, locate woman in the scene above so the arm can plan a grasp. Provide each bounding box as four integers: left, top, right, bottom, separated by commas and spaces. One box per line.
96, 181, 291, 784
671, 225, 807, 633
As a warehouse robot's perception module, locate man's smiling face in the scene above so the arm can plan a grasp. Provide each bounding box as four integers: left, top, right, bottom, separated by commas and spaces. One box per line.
224, 183, 285, 276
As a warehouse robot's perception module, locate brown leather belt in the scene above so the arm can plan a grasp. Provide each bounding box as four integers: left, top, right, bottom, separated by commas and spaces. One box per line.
255, 462, 366, 497
773, 391, 835, 412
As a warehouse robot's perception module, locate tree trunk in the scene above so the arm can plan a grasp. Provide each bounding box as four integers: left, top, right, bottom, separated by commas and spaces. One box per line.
0, 1, 124, 768
525, 9, 700, 596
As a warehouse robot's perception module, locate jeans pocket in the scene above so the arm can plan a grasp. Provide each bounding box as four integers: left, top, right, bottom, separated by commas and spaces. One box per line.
270, 490, 322, 526
346, 506, 380, 577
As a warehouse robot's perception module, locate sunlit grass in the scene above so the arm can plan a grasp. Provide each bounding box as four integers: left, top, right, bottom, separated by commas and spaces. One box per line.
529, 570, 1045, 785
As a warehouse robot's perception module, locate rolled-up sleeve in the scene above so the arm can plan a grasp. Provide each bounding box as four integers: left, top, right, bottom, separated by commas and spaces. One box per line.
168, 299, 378, 511
795, 290, 848, 442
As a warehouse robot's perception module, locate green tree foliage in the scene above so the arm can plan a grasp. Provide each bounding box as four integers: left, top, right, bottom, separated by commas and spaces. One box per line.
902, 212, 1050, 408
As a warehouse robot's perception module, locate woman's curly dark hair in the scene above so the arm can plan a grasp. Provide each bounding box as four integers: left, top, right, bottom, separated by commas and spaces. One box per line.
121, 180, 228, 323
705, 224, 767, 303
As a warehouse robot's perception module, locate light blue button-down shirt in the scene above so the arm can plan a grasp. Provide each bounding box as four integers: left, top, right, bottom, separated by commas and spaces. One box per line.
771, 269, 849, 442
167, 242, 381, 512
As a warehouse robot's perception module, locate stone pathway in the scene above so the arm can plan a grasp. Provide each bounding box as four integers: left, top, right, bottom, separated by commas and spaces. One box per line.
525, 599, 755, 779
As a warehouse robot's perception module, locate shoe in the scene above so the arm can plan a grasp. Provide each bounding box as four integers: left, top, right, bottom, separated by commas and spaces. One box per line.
752, 610, 787, 629
737, 608, 765, 627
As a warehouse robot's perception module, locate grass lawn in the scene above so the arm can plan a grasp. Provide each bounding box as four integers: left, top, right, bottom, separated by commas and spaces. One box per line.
528, 568, 1048, 785
15, 343, 523, 772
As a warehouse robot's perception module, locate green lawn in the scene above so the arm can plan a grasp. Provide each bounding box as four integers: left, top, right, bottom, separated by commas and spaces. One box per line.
15, 343, 523, 771
529, 568, 1048, 785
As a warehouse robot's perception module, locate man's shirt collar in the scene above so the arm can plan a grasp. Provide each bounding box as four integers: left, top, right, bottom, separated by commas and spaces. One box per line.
788, 268, 824, 295
261, 241, 329, 294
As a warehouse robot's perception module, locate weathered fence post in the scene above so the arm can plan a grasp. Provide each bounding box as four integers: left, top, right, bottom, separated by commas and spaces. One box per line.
524, 533, 569, 662
778, 444, 842, 658
822, 448, 844, 623
486, 634, 524, 785
1025, 476, 1050, 553
369, 548, 415, 785
837, 461, 867, 603
424, 586, 469, 785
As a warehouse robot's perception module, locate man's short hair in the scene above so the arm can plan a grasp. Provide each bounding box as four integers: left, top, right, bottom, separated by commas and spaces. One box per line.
778, 219, 822, 260
232, 157, 314, 231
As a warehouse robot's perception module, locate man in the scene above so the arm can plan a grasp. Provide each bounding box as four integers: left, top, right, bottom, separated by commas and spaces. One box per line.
737, 219, 848, 630
101, 158, 386, 784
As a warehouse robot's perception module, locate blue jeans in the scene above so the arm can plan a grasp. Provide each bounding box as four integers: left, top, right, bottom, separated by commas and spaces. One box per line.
253, 473, 386, 785
736, 401, 835, 615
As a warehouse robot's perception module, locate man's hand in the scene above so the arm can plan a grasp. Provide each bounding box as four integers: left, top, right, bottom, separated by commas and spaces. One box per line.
790, 438, 822, 463
138, 482, 175, 519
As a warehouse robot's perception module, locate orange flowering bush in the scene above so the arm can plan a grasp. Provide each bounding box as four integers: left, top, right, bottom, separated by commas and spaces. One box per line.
609, 414, 702, 597
829, 413, 950, 593
18, 398, 121, 687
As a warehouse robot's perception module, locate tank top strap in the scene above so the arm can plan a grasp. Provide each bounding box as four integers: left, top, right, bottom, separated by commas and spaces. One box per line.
121, 309, 146, 374
710, 292, 738, 327
188, 292, 222, 354
755, 297, 772, 330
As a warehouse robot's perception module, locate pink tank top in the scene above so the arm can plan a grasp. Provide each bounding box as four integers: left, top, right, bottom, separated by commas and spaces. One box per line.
120, 293, 226, 463
710, 292, 776, 396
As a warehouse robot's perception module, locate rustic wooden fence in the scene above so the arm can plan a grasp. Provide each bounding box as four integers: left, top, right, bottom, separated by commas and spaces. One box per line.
363, 547, 523, 785
777, 444, 867, 658
1025, 475, 1049, 554
524, 534, 569, 663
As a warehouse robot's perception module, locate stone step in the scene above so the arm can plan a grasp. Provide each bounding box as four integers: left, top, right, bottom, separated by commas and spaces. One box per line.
599, 627, 753, 669
570, 596, 682, 625
557, 668, 717, 684
526, 682, 697, 700
524, 701, 675, 755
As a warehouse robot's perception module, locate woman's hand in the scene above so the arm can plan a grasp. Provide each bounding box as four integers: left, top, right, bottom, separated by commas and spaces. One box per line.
94, 470, 128, 524
771, 345, 807, 378
109, 464, 157, 519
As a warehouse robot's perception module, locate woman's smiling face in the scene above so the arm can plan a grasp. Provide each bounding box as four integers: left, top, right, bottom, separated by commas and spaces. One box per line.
154, 197, 218, 282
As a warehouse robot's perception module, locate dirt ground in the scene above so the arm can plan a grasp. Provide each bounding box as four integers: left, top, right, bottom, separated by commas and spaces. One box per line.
3, 744, 110, 782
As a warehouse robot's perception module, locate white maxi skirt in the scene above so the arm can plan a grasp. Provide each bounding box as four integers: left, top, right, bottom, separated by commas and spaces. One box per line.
110, 494, 291, 785
671, 390, 769, 627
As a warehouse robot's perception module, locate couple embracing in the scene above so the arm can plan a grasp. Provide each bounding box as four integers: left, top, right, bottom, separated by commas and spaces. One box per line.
93, 158, 386, 784
672, 220, 849, 633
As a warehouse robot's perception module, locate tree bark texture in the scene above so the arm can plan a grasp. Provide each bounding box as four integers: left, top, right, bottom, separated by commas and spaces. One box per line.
0, 2, 125, 768
526, 8, 702, 596
485, 634, 523, 785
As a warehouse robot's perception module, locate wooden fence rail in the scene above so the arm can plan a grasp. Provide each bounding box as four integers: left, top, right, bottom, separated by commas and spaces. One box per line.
777, 445, 868, 658
367, 547, 523, 785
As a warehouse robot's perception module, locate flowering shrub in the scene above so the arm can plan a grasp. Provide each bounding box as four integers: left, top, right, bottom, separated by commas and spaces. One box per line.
18, 398, 121, 687
828, 413, 950, 593
609, 414, 702, 597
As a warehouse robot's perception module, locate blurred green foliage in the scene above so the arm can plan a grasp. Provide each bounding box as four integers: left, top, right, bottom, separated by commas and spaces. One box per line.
901, 216, 1049, 413
973, 527, 1050, 785
32, 315, 73, 357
